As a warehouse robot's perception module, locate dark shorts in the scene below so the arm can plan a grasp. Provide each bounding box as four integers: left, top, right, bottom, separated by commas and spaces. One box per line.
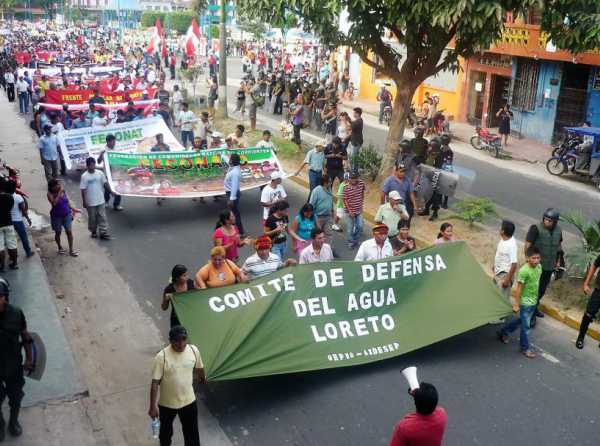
51, 213, 73, 233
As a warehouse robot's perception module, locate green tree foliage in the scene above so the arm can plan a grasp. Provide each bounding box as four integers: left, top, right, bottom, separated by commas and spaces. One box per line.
190, 0, 208, 16
452, 197, 497, 227
238, 18, 267, 40
237, 0, 600, 179
140, 11, 195, 34
561, 212, 600, 277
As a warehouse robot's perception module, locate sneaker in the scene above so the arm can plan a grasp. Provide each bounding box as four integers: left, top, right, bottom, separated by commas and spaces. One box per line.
99, 234, 112, 240
113, 205, 124, 211
535, 310, 545, 318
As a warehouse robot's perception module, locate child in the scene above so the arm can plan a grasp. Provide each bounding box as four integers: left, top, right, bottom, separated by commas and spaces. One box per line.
256, 130, 276, 153
498, 246, 542, 358
331, 172, 349, 232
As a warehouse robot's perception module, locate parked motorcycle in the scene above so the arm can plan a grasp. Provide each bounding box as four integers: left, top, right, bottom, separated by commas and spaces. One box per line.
546, 126, 600, 187
470, 127, 502, 158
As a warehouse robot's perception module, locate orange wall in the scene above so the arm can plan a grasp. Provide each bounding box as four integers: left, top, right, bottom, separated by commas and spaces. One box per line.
358, 58, 465, 120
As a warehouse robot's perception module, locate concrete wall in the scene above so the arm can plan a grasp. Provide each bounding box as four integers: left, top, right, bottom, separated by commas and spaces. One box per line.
511, 60, 562, 144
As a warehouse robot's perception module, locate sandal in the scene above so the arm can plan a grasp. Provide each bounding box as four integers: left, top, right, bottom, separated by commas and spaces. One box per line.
521, 350, 536, 359
576, 338, 584, 349
496, 331, 509, 344
69, 251, 79, 257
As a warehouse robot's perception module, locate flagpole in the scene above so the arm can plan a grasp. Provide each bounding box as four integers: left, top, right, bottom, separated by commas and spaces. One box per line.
216, 0, 227, 118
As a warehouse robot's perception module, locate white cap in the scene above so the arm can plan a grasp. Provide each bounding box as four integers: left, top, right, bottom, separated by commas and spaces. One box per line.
315, 139, 327, 148
388, 190, 402, 201
212, 131, 223, 138
270, 171, 283, 181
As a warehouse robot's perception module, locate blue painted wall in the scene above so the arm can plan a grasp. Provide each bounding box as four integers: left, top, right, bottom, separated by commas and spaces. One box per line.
510, 60, 562, 144
586, 68, 600, 127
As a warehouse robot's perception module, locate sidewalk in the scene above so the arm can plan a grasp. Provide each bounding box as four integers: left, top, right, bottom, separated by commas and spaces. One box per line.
339, 96, 553, 164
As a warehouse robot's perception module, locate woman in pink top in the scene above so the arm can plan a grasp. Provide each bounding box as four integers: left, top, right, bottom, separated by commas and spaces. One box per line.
213, 210, 250, 263
433, 222, 454, 245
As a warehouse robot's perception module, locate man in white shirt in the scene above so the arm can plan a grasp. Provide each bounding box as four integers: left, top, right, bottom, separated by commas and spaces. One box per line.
493, 220, 518, 301
242, 236, 296, 280
92, 109, 109, 127
176, 102, 196, 148
146, 66, 157, 84
260, 171, 287, 223
15, 76, 29, 114
355, 224, 393, 262
4, 70, 15, 102
80, 157, 110, 239
171, 85, 183, 116
197, 112, 213, 149
299, 228, 334, 264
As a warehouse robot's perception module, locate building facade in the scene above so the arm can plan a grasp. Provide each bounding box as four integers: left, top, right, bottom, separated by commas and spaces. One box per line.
458, 12, 600, 144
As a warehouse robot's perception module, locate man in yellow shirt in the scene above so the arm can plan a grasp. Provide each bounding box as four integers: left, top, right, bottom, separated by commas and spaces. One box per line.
148, 326, 205, 446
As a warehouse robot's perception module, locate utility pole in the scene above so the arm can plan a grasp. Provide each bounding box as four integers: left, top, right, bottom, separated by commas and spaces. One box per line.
216, 0, 227, 118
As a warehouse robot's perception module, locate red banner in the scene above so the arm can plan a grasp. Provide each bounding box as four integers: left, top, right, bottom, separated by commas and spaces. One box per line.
15, 52, 32, 65
44, 88, 158, 104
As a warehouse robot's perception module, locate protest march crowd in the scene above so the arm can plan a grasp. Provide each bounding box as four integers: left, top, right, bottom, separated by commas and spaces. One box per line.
0, 18, 598, 446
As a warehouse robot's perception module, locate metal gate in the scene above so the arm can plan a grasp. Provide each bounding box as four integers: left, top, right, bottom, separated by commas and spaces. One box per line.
553, 87, 588, 141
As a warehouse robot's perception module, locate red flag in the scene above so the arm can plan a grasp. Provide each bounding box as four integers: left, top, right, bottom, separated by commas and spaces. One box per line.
185, 18, 202, 57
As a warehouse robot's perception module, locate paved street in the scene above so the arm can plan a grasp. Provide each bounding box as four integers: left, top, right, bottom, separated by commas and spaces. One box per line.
49, 74, 600, 444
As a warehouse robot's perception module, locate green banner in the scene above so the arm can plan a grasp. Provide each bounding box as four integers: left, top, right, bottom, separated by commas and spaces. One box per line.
104, 147, 285, 198
173, 242, 511, 381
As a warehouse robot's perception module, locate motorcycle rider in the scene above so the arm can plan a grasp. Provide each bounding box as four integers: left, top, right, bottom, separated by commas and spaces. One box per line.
418, 137, 444, 221
410, 126, 429, 165
524, 208, 563, 327
377, 84, 393, 124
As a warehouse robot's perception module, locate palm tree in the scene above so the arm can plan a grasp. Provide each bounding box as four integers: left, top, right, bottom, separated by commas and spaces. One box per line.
562, 211, 600, 277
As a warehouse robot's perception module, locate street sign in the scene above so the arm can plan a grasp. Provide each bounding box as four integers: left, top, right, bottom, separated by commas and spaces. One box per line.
207, 4, 234, 12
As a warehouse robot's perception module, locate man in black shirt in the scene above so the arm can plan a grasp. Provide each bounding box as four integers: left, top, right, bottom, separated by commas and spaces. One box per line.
0, 278, 34, 441
324, 137, 347, 188
576, 254, 600, 349
349, 107, 364, 171
410, 126, 429, 165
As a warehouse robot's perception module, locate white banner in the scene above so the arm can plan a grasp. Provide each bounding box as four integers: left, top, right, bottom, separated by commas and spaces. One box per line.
59, 117, 185, 170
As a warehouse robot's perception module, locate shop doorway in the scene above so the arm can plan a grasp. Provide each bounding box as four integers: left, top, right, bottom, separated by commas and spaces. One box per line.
554, 63, 591, 139
488, 75, 511, 128
467, 71, 486, 126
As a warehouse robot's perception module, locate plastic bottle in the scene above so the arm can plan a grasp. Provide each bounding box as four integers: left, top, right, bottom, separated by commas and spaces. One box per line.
151, 418, 160, 439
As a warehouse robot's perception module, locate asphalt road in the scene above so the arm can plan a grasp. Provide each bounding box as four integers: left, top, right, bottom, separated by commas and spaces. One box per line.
54, 59, 600, 445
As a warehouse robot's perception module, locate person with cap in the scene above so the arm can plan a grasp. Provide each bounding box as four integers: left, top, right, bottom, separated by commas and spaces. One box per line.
0, 277, 34, 441
38, 124, 60, 181
260, 171, 287, 225
389, 382, 447, 446
299, 227, 334, 264
242, 235, 296, 280
295, 139, 326, 196
80, 157, 111, 240
381, 162, 417, 225
354, 223, 393, 262
149, 325, 204, 446
210, 131, 225, 149
524, 208, 563, 326
374, 190, 409, 239
343, 171, 366, 249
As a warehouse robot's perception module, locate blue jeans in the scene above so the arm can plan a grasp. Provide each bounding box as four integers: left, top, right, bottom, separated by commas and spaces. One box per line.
272, 240, 287, 260
308, 169, 322, 195
501, 304, 536, 351
13, 221, 32, 256
181, 130, 194, 148
18, 91, 29, 113
345, 213, 363, 245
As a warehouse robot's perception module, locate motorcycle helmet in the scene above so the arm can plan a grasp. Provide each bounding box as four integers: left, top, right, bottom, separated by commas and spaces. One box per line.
543, 208, 560, 222
0, 277, 9, 297
440, 133, 451, 145
429, 138, 442, 151
398, 139, 411, 152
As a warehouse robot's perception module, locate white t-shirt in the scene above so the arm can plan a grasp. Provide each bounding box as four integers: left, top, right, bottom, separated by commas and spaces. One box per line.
92, 116, 108, 127
80, 170, 107, 207
260, 184, 287, 220
494, 237, 518, 275
51, 122, 65, 134
177, 110, 196, 132
10, 193, 24, 222
256, 140, 275, 151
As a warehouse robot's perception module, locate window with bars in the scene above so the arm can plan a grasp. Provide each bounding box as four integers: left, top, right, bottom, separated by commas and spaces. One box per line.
512, 58, 539, 111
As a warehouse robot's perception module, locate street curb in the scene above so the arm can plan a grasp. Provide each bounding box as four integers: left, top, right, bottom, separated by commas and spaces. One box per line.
287, 176, 599, 342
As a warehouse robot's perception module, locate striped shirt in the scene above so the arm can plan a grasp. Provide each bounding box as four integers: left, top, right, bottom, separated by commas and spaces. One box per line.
343, 180, 366, 215
241, 252, 283, 280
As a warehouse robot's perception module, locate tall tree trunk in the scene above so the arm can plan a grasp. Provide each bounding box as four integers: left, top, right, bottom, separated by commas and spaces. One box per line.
216, 0, 228, 119
377, 80, 418, 182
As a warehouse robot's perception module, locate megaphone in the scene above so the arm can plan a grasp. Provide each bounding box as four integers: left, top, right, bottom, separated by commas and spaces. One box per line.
401, 366, 419, 391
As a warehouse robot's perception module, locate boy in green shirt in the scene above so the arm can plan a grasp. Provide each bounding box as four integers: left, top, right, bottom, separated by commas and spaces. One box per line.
331, 172, 350, 232
498, 246, 542, 358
